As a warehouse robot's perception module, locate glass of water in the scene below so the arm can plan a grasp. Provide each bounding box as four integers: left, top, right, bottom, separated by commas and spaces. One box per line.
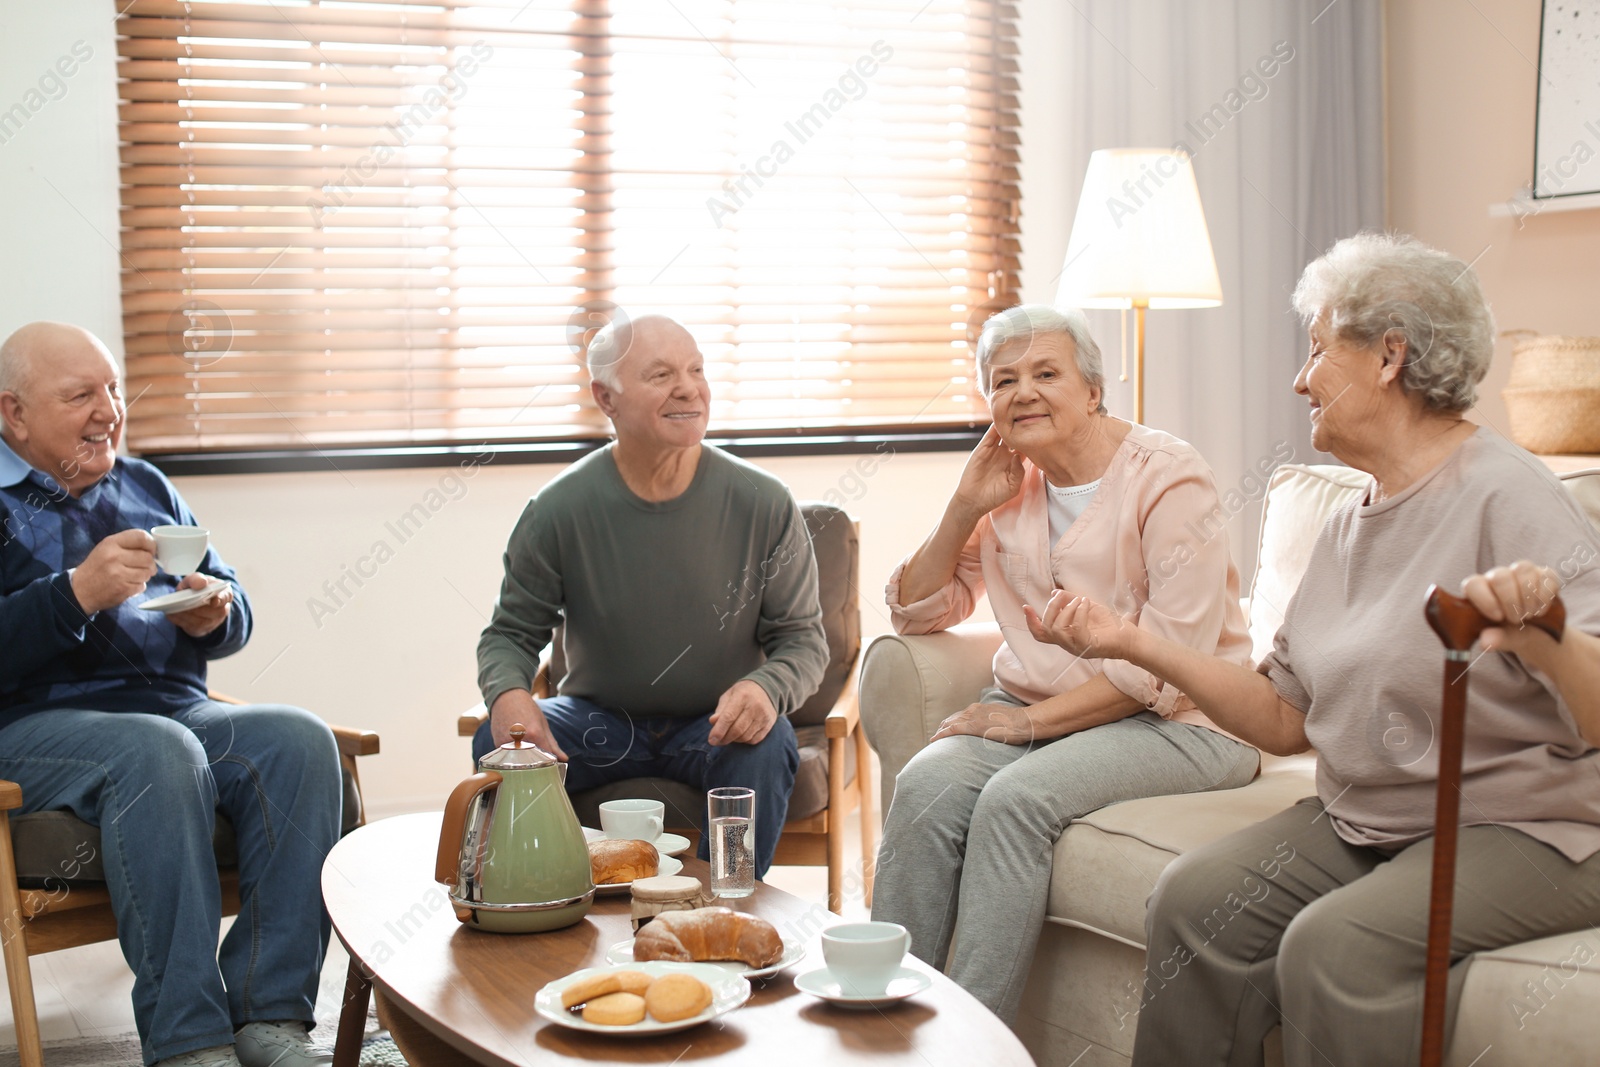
707, 787, 756, 898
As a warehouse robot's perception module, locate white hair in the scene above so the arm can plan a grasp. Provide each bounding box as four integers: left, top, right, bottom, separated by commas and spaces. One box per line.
0, 330, 28, 398
976, 304, 1107, 414
1292, 232, 1494, 413
586, 319, 626, 392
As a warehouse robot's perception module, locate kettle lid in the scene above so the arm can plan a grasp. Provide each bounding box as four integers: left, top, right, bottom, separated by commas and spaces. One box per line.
479, 723, 559, 770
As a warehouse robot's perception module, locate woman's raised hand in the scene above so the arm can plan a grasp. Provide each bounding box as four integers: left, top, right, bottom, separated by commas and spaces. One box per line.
952, 424, 1027, 521
1024, 590, 1136, 660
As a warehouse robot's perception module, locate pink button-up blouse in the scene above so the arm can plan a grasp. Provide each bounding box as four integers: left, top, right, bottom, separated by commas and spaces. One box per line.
886, 423, 1252, 735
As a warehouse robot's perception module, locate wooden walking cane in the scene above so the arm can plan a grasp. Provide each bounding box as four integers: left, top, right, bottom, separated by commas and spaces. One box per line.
1419, 585, 1566, 1067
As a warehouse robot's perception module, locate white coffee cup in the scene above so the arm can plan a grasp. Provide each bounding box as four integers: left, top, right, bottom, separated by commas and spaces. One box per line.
598, 799, 664, 842
151, 525, 210, 576
821, 921, 911, 996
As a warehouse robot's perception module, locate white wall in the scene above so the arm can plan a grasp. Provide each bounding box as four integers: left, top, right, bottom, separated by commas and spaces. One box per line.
1386, 0, 1600, 435
0, 3, 122, 352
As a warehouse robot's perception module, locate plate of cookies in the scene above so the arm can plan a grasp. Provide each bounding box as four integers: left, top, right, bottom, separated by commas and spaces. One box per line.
589, 838, 683, 895
535, 961, 751, 1035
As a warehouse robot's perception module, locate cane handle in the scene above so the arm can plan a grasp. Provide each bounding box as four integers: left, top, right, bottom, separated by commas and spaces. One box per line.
1423, 584, 1564, 653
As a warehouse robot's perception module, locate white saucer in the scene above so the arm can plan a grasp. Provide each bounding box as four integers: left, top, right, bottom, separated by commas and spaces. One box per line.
651, 832, 692, 857
583, 827, 693, 858
605, 933, 805, 979
592, 854, 683, 895
794, 965, 932, 1009
138, 579, 228, 614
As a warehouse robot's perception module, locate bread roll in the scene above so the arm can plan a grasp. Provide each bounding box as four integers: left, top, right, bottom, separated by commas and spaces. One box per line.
589, 839, 659, 884
632, 906, 782, 968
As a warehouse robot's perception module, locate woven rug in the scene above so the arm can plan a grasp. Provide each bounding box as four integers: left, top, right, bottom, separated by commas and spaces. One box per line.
0, 949, 407, 1067
0, 1029, 403, 1067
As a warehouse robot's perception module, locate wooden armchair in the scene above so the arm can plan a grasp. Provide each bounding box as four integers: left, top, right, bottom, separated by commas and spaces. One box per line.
458, 502, 876, 913
0, 700, 379, 1067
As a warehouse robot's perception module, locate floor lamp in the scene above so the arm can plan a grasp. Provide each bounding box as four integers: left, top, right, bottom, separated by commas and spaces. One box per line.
1055, 149, 1223, 424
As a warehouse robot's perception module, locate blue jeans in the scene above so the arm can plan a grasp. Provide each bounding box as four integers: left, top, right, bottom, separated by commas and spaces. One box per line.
472, 696, 798, 878
0, 701, 342, 1065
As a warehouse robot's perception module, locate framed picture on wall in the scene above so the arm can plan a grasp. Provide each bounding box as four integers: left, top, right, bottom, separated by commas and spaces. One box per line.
1534, 1, 1600, 199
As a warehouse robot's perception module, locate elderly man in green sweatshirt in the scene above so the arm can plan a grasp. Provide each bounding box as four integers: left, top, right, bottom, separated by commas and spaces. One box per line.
474, 314, 828, 877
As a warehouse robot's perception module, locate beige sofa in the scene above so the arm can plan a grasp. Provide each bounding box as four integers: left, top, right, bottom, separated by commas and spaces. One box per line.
860, 462, 1600, 1067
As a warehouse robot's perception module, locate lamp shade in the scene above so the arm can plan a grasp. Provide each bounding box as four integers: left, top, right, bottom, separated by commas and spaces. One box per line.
1055, 148, 1223, 310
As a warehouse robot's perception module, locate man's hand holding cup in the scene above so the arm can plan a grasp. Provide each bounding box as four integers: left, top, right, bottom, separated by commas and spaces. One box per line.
69, 529, 157, 615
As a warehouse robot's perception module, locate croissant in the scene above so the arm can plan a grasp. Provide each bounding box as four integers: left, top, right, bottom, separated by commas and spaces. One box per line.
632, 906, 783, 968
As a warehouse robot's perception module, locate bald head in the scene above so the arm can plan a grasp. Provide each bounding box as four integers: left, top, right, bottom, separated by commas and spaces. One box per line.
0, 322, 125, 491
0, 322, 115, 401
586, 314, 697, 392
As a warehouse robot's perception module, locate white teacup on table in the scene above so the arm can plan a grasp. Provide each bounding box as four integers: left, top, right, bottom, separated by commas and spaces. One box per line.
821, 921, 911, 997
599, 799, 664, 842
151, 525, 209, 575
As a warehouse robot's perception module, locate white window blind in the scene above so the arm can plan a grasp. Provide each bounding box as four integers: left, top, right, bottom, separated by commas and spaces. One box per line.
116, 0, 1020, 453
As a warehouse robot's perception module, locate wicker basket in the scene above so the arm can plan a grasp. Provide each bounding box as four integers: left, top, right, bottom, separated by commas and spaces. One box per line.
1502, 335, 1600, 454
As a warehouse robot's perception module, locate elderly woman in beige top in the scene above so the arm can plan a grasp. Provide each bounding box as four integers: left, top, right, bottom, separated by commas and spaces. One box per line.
1032, 234, 1600, 1067
869, 304, 1262, 1025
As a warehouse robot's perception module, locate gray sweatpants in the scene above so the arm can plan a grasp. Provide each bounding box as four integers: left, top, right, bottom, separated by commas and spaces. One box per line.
1133, 795, 1600, 1067
870, 690, 1260, 1025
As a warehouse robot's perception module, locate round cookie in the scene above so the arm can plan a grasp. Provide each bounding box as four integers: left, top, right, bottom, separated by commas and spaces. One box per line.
582, 991, 647, 1025
613, 970, 654, 997
645, 972, 713, 1022
556, 979, 617, 1011
560, 972, 621, 1009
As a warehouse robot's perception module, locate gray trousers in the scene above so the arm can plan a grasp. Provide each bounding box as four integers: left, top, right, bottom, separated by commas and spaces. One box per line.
870, 695, 1260, 1024
1133, 796, 1600, 1067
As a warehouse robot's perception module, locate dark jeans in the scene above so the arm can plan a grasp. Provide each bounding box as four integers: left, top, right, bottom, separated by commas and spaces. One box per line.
472, 695, 798, 877
0, 702, 341, 1065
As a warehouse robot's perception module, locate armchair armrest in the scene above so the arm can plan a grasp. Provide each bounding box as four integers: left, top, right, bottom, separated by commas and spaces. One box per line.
858, 622, 1003, 816
823, 658, 862, 741
0, 780, 21, 811
458, 703, 488, 737
331, 726, 380, 758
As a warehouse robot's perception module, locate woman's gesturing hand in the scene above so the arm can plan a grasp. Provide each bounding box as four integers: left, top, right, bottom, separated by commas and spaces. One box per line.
952, 424, 1026, 521
929, 702, 1037, 746
1024, 590, 1137, 661
1461, 561, 1564, 657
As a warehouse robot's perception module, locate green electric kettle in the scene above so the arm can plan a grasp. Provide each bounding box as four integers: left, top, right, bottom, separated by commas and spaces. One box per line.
434, 723, 594, 933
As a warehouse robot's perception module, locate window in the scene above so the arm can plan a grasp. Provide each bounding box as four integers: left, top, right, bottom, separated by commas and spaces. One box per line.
116, 0, 1020, 454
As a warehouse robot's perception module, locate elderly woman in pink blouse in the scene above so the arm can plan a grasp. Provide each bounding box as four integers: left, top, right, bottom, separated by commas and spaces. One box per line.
869, 304, 1261, 1024
1030, 235, 1600, 1066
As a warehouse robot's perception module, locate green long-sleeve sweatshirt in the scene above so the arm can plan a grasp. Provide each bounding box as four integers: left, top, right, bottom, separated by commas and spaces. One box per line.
477, 443, 828, 718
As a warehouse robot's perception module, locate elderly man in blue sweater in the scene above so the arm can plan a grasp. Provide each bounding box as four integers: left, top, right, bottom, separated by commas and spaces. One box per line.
0, 322, 340, 1067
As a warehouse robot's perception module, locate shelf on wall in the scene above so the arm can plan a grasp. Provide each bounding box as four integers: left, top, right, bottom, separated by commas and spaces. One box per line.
1488, 189, 1600, 219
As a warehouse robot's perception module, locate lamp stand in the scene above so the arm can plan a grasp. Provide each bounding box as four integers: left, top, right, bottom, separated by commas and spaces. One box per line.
1133, 299, 1148, 425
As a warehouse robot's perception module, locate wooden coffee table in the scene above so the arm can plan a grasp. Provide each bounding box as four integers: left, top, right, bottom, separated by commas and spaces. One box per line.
323, 812, 1033, 1066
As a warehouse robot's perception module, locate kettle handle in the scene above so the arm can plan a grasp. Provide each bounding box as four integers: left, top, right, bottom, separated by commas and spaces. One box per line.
435, 770, 503, 885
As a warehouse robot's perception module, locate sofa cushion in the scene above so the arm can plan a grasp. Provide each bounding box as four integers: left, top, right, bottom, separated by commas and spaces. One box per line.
1448, 927, 1600, 1059
1046, 755, 1317, 946
1557, 467, 1600, 530
1247, 464, 1369, 663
